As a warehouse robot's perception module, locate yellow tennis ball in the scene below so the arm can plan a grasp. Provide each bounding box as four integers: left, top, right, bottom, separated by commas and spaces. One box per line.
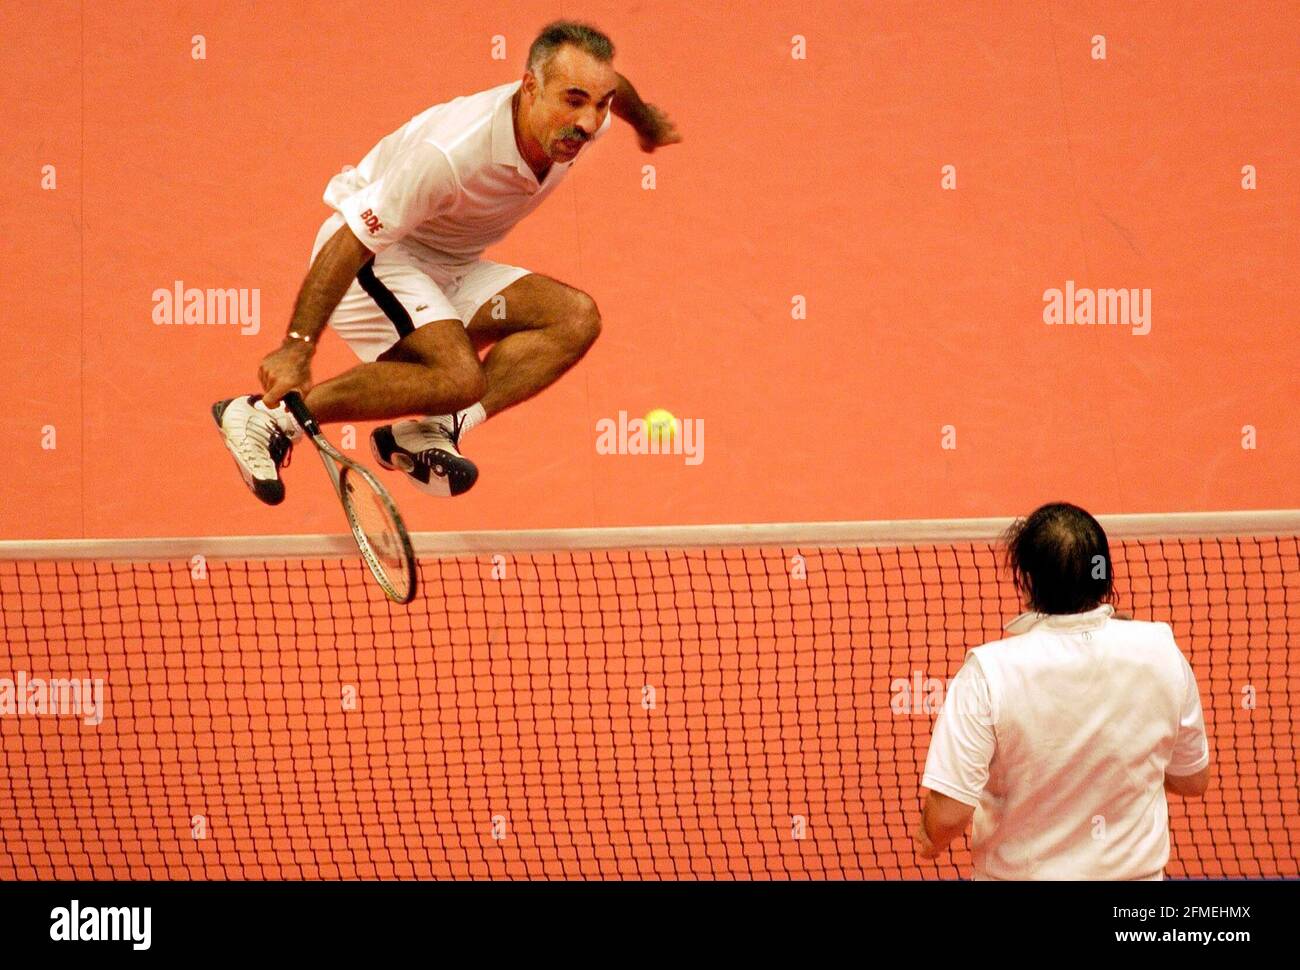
645, 408, 677, 440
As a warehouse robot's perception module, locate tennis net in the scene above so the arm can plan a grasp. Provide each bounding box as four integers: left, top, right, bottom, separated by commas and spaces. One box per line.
0, 512, 1296, 879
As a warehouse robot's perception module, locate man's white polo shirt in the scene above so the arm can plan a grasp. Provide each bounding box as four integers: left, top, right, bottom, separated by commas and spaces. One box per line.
322, 79, 612, 268
922, 604, 1210, 880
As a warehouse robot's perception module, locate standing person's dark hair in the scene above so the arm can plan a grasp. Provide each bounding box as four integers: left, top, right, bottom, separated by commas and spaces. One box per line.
1002, 502, 1114, 614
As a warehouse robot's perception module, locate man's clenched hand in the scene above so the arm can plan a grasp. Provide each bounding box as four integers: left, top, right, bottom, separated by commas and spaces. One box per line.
258, 343, 314, 408
636, 103, 682, 153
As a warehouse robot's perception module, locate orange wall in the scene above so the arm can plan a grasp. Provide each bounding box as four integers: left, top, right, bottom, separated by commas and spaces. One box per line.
2, 1, 1297, 540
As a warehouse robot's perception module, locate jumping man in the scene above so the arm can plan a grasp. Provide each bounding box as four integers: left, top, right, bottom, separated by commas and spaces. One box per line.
213, 20, 681, 503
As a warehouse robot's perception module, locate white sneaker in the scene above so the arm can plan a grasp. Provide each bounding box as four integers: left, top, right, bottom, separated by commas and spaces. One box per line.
370, 414, 479, 496
211, 395, 298, 505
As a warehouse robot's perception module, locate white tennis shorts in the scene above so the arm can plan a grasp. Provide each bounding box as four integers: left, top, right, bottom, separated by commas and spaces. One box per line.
309, 211, 531, 362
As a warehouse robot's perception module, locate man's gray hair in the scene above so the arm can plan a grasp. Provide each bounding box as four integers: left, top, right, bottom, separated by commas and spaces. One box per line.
526, 20, 615, 89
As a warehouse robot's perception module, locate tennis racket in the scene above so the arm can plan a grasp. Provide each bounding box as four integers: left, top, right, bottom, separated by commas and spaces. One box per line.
282, 391, 418, 604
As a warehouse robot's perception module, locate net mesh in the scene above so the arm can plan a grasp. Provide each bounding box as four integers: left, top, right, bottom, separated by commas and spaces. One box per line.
1, 532, 1296, 879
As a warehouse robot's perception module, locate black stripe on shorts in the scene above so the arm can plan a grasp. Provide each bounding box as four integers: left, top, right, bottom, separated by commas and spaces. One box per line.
356, 258, 415, 339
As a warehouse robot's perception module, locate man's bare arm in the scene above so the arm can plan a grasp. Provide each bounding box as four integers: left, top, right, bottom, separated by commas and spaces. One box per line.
915, 790, 976, 859
286, 224, 375, 346
259, 224, 374, 406
611, 73, 652, 128
611, 72, 682, 152
1164, 764, 1211, 798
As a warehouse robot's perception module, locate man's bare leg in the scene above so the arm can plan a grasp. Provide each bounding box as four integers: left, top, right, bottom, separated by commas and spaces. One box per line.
344, 274, 601, 485
464, 275, 603, 419
302, 320, 486, 424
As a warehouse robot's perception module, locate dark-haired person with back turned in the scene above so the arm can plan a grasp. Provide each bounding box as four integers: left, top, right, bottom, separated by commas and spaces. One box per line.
915, 502, 1211, 880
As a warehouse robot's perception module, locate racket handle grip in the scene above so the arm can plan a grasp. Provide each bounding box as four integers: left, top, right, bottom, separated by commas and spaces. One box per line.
282, 390, 320, 436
